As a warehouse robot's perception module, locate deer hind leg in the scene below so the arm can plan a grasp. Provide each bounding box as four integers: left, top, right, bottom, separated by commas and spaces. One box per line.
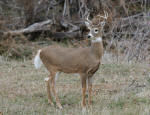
50, 71, 63, 109
80, 74, 87, 111
44, 76, 54, 106
88, 76, 93, 106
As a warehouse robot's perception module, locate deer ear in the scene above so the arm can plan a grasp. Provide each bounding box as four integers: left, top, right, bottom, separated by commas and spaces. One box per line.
85, 21, 91, 29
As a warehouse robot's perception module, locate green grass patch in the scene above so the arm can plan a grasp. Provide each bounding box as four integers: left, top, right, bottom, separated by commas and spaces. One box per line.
108, 99, 125, 109
0, 59, 150, 115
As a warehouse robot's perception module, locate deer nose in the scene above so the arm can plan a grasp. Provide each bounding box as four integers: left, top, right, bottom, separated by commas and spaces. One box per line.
87, 33, 93, 38
87, 35, 91, 38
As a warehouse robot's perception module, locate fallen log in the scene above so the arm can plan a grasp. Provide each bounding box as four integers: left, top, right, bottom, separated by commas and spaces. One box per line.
5, 19, 53, 34
3, 18, 86, 39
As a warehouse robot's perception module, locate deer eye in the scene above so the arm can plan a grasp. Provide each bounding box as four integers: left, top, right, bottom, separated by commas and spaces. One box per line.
94, 28, 99, 33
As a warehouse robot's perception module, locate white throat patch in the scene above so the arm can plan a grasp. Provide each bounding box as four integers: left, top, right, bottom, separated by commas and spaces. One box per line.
92, 37, 102, 43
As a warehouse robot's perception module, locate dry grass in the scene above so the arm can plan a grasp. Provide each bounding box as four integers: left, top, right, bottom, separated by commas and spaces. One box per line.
0, 55, 150, 115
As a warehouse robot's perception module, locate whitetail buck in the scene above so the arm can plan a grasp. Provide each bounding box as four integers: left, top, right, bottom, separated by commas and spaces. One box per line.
34, 11, 108, 110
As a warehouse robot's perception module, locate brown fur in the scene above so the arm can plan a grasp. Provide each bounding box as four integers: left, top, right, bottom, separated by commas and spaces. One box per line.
40, 41, 103, 74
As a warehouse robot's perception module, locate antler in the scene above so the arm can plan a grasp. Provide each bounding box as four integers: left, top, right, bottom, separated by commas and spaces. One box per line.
97, 11, 108, 20
97, 11, 108, 26
86, 13, 92, 24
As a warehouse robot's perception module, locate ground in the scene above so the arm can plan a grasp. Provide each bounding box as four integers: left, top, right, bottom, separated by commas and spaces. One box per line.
0, 55, 150, 115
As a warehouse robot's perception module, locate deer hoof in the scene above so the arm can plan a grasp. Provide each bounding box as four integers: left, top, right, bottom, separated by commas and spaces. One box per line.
82, 107, 86, 113
57, 104, 63, 110
44, 77, 49, 81
50, 102, 54, 106
59, 106, 63, 110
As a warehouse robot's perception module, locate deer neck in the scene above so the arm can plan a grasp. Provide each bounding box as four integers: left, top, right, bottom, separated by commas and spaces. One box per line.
91, 37, 103, 59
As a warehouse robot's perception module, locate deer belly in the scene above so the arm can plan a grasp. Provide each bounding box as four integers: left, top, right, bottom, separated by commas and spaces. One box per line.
57, 63, 89, 73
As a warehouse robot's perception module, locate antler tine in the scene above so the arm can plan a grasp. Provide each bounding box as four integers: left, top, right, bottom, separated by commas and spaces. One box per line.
104, 10, 108, 19
86, 13, 92, 24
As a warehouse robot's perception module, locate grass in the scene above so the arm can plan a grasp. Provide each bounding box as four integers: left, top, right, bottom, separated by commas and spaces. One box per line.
0, 56, 150, 115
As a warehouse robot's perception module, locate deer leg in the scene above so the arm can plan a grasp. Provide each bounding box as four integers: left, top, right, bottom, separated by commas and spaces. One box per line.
44, 76, 54, 106
50, 72, 63, 109
80, 74, 87, 110
88, 77, 92, 106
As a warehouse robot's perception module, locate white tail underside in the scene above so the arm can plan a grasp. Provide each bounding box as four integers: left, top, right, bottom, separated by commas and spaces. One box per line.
34, 49, 43, 69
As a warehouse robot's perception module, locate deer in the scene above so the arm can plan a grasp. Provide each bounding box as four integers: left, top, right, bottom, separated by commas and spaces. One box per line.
34, 11, 108, 111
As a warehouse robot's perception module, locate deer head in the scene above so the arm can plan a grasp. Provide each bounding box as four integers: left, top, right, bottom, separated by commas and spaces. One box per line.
85, 11, 108, 42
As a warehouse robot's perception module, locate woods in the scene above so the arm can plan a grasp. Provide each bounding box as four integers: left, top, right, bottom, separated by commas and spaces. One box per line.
0, 0, 150, 61
1, 1, 150, 115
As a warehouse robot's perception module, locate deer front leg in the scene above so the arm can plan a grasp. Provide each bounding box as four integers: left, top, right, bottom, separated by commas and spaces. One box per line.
44, 77, 54, 106
80, 74, 87, 111
88, 77, 92, 106
50, 72, 63, 109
